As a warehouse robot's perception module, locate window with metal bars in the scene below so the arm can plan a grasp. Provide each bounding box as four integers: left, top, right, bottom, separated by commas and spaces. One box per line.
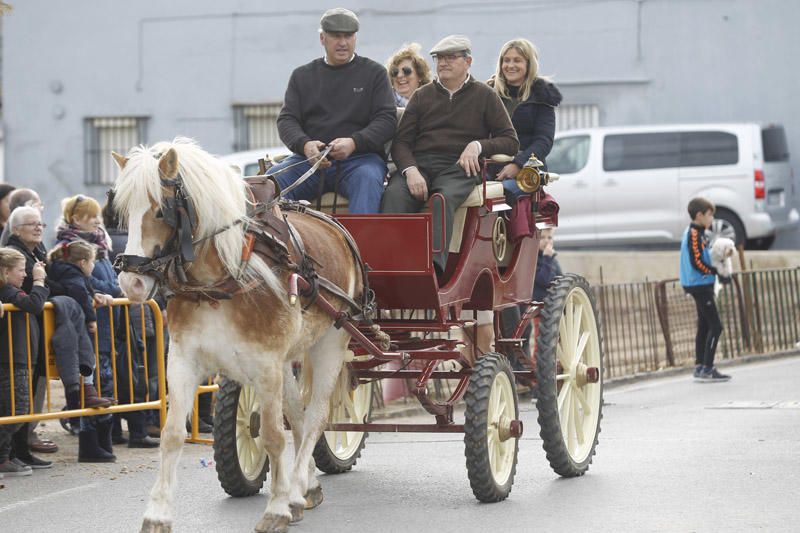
84, 116, 148, 185
555, 104, 599, 132
232, 103, 283, 152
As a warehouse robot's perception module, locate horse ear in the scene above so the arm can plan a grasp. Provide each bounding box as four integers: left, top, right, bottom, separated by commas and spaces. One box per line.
158, 148, 179, 179
111, 151, 128, 170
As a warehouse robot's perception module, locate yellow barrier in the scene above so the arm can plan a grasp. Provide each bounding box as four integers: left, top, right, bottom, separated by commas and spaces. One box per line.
0, 298, 166, 429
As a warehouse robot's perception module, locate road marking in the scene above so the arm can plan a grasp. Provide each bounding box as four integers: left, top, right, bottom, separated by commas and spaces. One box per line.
706, 401, 800, 410
0, 482, 101, 514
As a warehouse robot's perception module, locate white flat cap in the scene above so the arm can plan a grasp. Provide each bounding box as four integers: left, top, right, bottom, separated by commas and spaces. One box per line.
430, 35, 471, 55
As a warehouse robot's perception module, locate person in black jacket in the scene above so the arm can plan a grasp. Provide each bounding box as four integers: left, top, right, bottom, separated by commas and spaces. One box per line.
268, 7, 396, 213
47, 240, 120, 462
0, 247, 48, 477
488, 38, 562, 199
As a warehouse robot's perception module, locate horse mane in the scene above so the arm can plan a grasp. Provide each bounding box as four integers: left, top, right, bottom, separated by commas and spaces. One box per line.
114, 137, 284, 298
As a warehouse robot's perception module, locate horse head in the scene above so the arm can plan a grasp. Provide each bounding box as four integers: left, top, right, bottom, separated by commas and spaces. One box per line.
112, 138, 258, 303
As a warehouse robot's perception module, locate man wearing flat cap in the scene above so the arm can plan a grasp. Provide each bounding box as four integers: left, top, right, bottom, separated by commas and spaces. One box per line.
270, 7, 396, 213
382, 34, 519, 272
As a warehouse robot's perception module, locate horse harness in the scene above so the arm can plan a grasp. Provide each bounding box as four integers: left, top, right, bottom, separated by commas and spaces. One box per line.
114, 172, 376, 322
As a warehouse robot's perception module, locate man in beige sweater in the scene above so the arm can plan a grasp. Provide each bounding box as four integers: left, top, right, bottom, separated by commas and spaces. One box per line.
382, 34, 519, 273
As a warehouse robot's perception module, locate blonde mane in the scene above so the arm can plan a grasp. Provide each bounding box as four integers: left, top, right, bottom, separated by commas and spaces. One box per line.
113, 137, 283, 296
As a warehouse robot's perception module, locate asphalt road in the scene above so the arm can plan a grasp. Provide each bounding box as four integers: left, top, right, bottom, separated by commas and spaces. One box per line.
2, 356, 799, 533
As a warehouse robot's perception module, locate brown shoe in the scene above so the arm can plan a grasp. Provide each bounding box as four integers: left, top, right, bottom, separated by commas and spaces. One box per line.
83, 384, 115, 408
29, 434, 59, 454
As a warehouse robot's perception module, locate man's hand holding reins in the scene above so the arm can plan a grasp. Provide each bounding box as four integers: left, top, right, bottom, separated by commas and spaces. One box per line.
303, 140, 333, 169
328, 137, 356, 160
458, 141, 482, 177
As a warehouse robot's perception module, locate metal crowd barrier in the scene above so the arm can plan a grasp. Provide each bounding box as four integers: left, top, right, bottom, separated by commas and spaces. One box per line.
596, 266, 800, 378
0, 299, 166, 429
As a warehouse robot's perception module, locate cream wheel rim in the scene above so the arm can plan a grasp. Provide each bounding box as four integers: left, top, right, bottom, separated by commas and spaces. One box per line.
487, 371, 516, 485
235, 385, 268, 480
555, 287, 602, 463
324, 373, 372, 460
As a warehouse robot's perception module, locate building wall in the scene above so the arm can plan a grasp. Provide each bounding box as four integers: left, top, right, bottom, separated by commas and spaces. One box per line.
2, 0, 799, 224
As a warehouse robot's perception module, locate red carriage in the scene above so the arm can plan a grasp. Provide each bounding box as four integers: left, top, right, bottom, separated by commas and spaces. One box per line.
213, 156, 604, 503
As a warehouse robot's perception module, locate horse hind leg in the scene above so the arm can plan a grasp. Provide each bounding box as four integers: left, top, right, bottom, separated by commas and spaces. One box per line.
281, 362, 320, 517
255, 372, 293, 533
289, 327, 350, 512
141, 353, 202, 533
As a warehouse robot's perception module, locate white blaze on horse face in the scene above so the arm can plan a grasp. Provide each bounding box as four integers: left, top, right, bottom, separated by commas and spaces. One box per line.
119, 204, 155, 303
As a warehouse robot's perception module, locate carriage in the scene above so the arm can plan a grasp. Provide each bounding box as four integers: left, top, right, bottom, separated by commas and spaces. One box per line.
210, 154, 604, 504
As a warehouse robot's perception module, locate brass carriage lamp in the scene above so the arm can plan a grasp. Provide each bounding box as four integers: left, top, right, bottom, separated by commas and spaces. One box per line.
515, 154, 559, 193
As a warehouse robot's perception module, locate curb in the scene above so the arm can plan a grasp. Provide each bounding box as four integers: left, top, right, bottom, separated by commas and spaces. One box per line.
371, 350, 800, 418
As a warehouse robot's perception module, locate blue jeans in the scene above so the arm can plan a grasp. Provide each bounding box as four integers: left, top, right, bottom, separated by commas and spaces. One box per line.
270, 153, 386, 214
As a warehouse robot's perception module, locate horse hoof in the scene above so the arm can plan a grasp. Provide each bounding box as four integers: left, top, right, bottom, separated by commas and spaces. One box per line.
254, 513, 290, 533
290, 503, 304, 523
304, 486, 324, 509
140, 518, 172, 533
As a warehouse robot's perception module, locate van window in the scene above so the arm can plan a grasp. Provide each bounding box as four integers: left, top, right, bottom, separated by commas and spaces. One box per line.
761, 125, 790, 162
680, 131, 738, 166
548, 135, 590, 174
603, 132, 680, 171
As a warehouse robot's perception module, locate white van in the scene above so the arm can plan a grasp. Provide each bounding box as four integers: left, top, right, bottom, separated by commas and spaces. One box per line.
218, 147, 290, 176
546, 123, 799, 249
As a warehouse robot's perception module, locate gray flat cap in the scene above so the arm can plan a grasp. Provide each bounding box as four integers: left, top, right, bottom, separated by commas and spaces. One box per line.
430, 35, 471, 55
320, 7, 359, 33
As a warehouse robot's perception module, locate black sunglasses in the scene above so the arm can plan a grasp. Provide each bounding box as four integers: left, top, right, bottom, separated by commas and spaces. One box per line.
390, 66, 414, 78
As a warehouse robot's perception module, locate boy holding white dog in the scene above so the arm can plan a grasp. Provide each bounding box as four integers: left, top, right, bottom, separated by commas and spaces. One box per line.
679, 197, 732, 382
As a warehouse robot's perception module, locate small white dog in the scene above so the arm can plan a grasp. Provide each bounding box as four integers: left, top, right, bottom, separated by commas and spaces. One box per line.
710, 237, 736, 295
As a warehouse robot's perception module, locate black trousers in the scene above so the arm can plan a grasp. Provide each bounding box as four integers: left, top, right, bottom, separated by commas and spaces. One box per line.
689, 285, 724, 367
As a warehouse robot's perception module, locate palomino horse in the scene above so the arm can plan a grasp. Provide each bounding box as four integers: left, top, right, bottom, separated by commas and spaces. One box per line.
112, 138, 364, 533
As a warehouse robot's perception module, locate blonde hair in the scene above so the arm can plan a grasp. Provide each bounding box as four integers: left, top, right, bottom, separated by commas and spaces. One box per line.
385, 43, 432, 87
48, 240, 96, 265
492, 38, 540, 101
0, 247, 26, 286
61, 194, 101, 224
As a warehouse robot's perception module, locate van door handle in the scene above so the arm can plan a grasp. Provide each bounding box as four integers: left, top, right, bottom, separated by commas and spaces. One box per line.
574, 180, 589, 189
603, 178, 618, 187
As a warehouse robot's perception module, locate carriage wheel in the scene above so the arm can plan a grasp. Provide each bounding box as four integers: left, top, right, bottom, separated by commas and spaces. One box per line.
535, 274, 603, 477
312, 367, 373, 474
213, 378, 269, 497
464, 353, 519, 502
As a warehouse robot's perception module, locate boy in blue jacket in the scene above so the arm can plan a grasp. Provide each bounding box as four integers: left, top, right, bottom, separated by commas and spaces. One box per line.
679, 198, 731, 382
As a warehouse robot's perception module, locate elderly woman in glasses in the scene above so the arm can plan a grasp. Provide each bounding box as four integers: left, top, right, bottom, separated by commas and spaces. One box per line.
488, 38, 562, 198
386, 43, 432, 107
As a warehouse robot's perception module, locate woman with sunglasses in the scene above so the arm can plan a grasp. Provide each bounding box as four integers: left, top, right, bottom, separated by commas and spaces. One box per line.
386, 43, 432, 107
488, 38, 562, 197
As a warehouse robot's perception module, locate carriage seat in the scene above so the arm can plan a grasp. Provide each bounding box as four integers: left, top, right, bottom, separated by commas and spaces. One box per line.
449, 181, 506, 253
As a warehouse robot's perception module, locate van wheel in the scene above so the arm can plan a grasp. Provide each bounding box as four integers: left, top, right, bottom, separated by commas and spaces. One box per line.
709, 209, 745, 247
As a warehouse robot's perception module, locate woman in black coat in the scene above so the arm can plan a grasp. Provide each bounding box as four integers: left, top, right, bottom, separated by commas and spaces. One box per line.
489, 38, 562, 198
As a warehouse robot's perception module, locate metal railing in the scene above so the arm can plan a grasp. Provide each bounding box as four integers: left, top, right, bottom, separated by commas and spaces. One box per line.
596, 267, 800, 378
0, 299, 166, 427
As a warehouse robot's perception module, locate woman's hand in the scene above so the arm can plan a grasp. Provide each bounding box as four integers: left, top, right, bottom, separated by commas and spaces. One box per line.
87, 321, 97, 334
32, 261, 47, 284
496, 163, 521, 181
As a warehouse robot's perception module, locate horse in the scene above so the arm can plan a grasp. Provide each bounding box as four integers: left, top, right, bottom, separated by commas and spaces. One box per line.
112, 137, 365, 533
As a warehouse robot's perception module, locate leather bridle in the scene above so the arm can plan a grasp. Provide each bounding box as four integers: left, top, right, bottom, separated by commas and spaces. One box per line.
113, 175, 199, 288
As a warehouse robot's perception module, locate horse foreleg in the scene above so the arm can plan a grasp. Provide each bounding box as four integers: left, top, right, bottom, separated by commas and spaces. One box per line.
289, 328, 349, 510
141, 354, 201, 533
255, 372, 293, 533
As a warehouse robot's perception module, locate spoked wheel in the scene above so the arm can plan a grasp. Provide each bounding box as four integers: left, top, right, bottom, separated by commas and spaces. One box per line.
536, 274, 603, 477
312, 366, 373, 474
213, 379, 269, 496
464, 353, 520, 502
